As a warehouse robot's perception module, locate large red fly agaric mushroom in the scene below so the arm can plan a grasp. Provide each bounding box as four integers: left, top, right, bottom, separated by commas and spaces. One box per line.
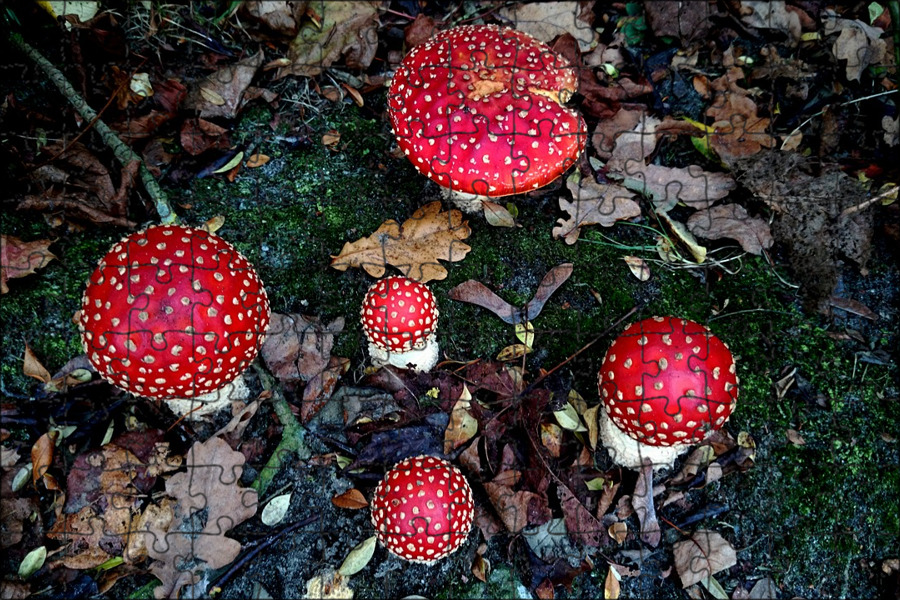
370, 455, 474, 564
597, 316, 738, 471
361, 276, 439, 372
79, 224, 270, 417
388, 24, 587, 212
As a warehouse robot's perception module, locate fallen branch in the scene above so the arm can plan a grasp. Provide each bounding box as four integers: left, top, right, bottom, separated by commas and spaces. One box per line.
8, 32, 177, 224
251, 362, 311, 496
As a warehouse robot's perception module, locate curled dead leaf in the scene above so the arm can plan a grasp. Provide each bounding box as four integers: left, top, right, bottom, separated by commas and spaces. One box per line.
332, 489, 368, 510
23, 344, 51, 383
623, 255, 650, 281
1, 236, 56, 294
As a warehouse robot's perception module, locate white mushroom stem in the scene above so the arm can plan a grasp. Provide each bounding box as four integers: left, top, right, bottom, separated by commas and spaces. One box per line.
441, 187, 490, 214
163, 374, 251, 420
368, 333, 439, 373
598, 407, 691, 472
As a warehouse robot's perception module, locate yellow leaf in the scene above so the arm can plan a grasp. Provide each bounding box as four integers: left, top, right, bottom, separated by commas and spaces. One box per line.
23, 343, 51, 383
202, 215, 226, 233
515, 321, 534, 348
330, 201, 472, 282
212, 151, 244, 174
496, 343, 530, 362
623, 255, 650, 281
444, 385, 478, 454
199, 86, 226, 106
658, 211, 707, 263
554, 402, 582, 431
605, 565, 621, 599
540, 423, 563, 457
338, 536, 376, 576
584, 404, 600, 450
246, 153, 270, 168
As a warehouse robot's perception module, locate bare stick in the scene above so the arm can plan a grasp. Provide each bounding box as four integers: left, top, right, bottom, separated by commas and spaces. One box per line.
8, 32, 177, 224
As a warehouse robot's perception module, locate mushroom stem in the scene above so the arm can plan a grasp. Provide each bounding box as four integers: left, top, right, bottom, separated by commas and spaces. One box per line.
367, 333, 439, 372
163, 374, 251, 420
598, 407, 690, 471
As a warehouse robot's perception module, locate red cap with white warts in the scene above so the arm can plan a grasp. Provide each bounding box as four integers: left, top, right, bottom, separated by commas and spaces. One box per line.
388, 24, 586, 199
79, 224, 270, 400
598, 316, 738, 448
361, 276, 438, 353
370, 455, 474, 563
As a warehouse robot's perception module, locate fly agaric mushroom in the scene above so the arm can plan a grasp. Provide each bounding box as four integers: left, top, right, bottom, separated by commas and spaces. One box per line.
361, 276, 439, 372
597, 315, 738, 471
370, 455, 474, 564
597, 316, 738, 545
388, 24, 587, 213
79, 224, 270, 418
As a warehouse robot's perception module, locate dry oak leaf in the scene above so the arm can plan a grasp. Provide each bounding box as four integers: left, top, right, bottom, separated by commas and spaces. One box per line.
1, 236, 56, 294
686, 203, 774, 255
554, 171, 641, 244
673, 530, 737, 588
146, 436, 257, 599
184, 50, 264, 119
497, 1, 597, 51
331, 201, 471, 282
278, 1, 379, 78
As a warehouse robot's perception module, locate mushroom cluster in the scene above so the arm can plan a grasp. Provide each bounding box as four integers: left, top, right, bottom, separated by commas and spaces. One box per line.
360, 276, 439, 372
597, 315, 739, 471
370, 455, 474, 563
79, 224, 270, 416
388, 24, 586, 212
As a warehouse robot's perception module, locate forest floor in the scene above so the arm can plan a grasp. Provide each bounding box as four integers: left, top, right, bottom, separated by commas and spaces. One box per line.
1, 2, 898, 599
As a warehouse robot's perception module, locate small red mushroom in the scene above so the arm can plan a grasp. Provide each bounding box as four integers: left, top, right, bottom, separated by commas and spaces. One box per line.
597, 315, 738, 545
388, 24, 586, 212
79, 225, 270, 415
597, 315, 738, 471
370, 455, 474, 564
361, 276, 439, 372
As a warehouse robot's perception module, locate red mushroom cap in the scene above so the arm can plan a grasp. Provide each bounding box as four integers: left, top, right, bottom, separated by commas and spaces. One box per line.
79, 224, 270, 400
370, 455, 474, 563
388, 24, 586, 198
598, 316, 738, 447
361, 276, 438, 353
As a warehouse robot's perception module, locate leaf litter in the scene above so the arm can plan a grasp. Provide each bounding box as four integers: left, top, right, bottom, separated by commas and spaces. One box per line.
1, 1, 898, 599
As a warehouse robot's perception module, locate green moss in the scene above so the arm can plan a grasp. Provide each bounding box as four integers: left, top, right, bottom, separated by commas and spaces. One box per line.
0, 214, 120, 396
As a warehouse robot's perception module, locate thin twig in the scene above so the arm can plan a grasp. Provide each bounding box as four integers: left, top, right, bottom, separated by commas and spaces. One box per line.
8, 32, 177, 224
781, 89, 899, 150
522, 305, 639, 395
207, 515, 319, 598
839, 184, 899, 218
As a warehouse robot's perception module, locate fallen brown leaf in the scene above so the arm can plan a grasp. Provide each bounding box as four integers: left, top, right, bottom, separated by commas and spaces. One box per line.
278, 1, 379, 78
673, 530, 737, 588
553, 171, 641, 244
497, 2, 597, 50
332, 489, 368, 510
1, 236, 56, 294
146, 437, 257, 599
22, 344, 51, 383
184, 51, 264, 119
444, 385, 478, 454
686, 203, 774, 255
330, 201, 472, 282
